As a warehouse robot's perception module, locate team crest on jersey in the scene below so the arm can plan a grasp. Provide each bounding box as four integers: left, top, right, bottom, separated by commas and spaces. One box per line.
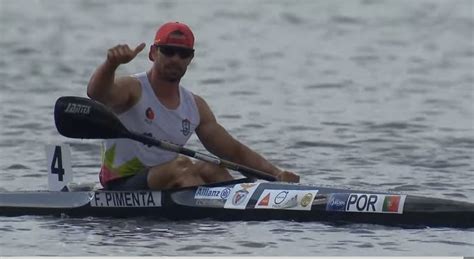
181, 119, 191, 136
145, 107, 155, 124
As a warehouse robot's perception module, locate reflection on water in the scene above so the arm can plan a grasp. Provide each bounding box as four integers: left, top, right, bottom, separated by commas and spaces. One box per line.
1, 0, 473, 256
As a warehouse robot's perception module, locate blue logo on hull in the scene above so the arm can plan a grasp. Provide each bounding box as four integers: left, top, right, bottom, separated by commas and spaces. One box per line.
326, 193, 349, 211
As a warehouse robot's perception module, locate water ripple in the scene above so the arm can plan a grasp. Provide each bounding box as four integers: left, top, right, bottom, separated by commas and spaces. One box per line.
290, 141, 357, 149
4, 164, 30, 170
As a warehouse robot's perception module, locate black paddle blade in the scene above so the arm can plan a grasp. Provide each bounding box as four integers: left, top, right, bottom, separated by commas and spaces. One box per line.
54, 96, 129, 139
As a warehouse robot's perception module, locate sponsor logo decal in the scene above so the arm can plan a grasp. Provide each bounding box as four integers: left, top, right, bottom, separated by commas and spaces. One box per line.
274, 191, 288, 204
255, 189, 318, 211
224, 183, 260, 210
91, 191, 162, 207
300, 193, 314, 207
257, 193, 270, 206
195, 187, 231, 200
279, 194, 298, 209
326, 193, 406, 214
326, 193, 349, 211
181, 119, 191, 136
64, 103, 91, 115
220, 187, 231, 199
233, 189, 248, 205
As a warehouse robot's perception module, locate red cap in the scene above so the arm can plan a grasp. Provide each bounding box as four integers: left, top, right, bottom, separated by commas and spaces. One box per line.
154, 22, 194, 49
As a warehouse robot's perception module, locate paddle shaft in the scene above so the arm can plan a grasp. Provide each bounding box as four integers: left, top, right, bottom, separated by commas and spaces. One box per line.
125, 131, 278, 181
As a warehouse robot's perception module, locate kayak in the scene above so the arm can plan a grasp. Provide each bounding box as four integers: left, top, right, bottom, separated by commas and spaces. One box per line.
1, 178, 473, 228
3, 96, 473, 228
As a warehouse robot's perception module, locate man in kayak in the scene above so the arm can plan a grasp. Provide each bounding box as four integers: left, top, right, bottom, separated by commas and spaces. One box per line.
87, 21, 300, 190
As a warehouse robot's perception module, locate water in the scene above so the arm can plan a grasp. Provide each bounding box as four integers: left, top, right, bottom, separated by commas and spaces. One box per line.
1, 0, 473, 256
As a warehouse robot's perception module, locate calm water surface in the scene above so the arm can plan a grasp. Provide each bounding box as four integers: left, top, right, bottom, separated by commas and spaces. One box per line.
0, 0, 473, 256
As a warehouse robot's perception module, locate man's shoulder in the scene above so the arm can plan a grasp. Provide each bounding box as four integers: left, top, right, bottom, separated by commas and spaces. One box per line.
117, 76, 141, 98
191, 92, 203, 101
116, 75, 140, 87
114, 75, 142, 112
191, 93, 208, 108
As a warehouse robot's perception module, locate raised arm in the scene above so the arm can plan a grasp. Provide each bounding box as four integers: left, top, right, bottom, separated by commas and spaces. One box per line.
87, 43, 145, 113
194, 95, 299, 182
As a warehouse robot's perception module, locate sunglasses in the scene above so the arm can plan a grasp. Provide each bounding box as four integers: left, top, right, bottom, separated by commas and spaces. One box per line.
156, 45, 194, 59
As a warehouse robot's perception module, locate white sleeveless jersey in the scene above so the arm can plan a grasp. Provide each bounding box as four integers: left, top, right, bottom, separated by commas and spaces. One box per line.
100, 72, 200, 184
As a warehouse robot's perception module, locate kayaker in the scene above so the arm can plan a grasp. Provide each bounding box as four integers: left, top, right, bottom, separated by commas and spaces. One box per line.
87, 21, 300, 190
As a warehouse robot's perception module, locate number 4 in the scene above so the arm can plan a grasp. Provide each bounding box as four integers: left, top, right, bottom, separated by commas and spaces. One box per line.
46, 144, 73, 191
51, 146, 65, 181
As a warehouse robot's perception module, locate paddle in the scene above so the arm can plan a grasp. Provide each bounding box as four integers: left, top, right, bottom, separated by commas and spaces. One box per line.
54, 96, 277, 181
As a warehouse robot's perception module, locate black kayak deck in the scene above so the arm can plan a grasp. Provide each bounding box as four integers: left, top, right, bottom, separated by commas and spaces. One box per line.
1, 180, 473, 228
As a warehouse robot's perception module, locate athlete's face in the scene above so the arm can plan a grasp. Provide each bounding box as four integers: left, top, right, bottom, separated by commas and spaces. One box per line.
150, 44, 194, 82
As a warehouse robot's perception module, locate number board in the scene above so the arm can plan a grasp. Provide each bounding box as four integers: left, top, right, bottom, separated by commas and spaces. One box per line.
45, 144, 73, 191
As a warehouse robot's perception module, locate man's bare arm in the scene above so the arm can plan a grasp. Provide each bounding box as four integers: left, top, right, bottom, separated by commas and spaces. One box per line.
194, 95, 299, 182
87, 43, 145, 112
